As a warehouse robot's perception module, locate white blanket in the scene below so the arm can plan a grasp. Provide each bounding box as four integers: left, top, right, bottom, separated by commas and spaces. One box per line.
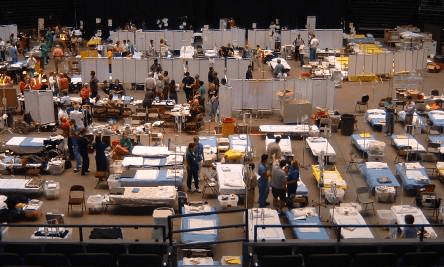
331, 207, 374, 239
248, 208, 285, 241
306, 137, 336, 158
216, 163, 245, 195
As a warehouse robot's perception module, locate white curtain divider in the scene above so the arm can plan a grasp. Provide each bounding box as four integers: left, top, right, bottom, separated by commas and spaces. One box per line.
123, 58, 136, 83
24, 90, 55, 124
111, 58, 124, 82
135, 31, 145, 51
135, 59, 148, 83
96, 58, 109, 82
80, 58, 96, 82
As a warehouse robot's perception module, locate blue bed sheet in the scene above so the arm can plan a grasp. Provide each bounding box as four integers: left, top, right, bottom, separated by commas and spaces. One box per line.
199, 136, 217, 148
181, 207, 219, 244
428, 135, 444, 150
428, 110, 444, 127
285, 210, 329, 240
359, 164, 400, 190
118, 168, 183, 187
395, 163, 431, 192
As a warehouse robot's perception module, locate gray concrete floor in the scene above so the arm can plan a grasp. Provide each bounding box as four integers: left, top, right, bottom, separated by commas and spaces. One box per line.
3, 54, 444, 260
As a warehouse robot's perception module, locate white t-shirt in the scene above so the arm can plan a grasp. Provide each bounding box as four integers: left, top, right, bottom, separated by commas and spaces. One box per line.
310, 38, 319, 48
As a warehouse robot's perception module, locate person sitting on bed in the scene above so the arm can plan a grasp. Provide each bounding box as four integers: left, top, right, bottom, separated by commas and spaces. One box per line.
401, 214, 418, 239
120, 132, 133, 153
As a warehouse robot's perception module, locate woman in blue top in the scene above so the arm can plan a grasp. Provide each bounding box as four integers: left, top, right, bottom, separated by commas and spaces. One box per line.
286, 160, 300, 209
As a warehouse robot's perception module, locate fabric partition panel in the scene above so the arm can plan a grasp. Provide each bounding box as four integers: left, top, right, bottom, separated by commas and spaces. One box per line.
172, 58, 185, 81
239, 59, 252, 79
394, 51, 403, 73
202, 30, 211, 49
230, 80, 243, 111
281, 30, 292, 46
183, 31, 193, 47
255, 80, 274, 111
111, 58, 124, 81
164, 31, 175, 50
243, 80, 257, 110
219, 84, 232, 118
96, 58, 109, 82
24, 90, 55, 124
325, 79, 335, 110
123, 58, 135, 83
127, 31, 135, 44
355, 54, 365, 75
118, 31, 128, 43
272, 80, 286, 110
213, 59, 226, 81
348, 54, 357, 76
311, 79, 325, 108
226, 59, 239, 79
247, 30, 256, 48
213, 31, 224, 48
198, 60, 210, 80
187, 59, 200, 77
405, 50, 413, 72
135, 59, 148, 83
109, 31, 118, 43
222, 31, 232, 47
135, 31, 145, 51
364, 54, 374, 74
81, 58, 96, 82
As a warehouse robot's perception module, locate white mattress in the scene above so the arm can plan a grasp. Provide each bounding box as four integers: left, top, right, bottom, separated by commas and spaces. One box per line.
122, 157, 144, 167
306, 137, 336, 161
0, 178, 42, 193
392, 135, 426, 152
259, 124, 319, 134
6, 137, 47, 154
131, 146, 170, 157
391, 205, 437, 239
330, 206, 374, 239
108, 186, 177, 206
134, 169, 160, 181
248, 208, 285, 241
265, 137, 292, 156
216, 163, 245, 195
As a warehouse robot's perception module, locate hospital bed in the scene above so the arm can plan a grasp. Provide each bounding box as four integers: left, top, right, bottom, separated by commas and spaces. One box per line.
428, 110, 444, 129
0, 177, 43, 195
305, 137, 336, 163
199, 136, 217, 166
121, 155, 183, 168
248, 208, 285, 241
106, 186, 177, 208
395, 162, 432, 194
391, 134, 426, 152
428, 135, 444, 154
265, 136, 293, 157
181, 204, 219, 244
228, 134, 253, 154
359, 162, 400, 192
365, 109, 386, 131
216, 163, 245, 195
0, 155, 42, 171
330, 206, 374, 239
267, 58, 291, 72
285, 207, 329, 240
259, 124, 319, 137
398, 111, 424, 126
131, 146, 171, 157
108, 168, 183, 188
311, 165, 347, 203
351, 133, 385, 156
178, 257, 219, 266
5, 136, 63, 154
391, 205, 437, 239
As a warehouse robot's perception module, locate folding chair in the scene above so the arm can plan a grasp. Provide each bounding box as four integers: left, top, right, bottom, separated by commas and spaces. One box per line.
201, 167, 218, 199
356, 186, 376, 216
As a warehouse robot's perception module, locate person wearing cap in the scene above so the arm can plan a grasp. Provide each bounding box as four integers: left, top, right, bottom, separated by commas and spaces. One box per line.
267, 136, 282, 164
52, 44, 64, 73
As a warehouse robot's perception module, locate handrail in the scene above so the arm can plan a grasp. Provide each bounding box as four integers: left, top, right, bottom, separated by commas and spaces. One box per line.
0, 223, 166, 242
167, 208, 248, 246
252, 223, 440, 242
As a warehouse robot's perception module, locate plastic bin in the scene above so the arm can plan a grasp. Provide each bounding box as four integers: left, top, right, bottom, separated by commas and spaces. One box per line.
87, 194, 105, 214
152, 207, 174, 241
44, 180, 60, 199
222, 117, 236, 137
341, 114, 355, 136
218, 194, 239, 208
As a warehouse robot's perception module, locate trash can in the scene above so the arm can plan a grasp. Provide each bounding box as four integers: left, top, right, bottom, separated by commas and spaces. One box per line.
341, 114, 355, 136
222, 117, 236, 137
152, 207, 175, 241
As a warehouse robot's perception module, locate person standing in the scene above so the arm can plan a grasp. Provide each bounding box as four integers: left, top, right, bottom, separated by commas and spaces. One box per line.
245, 65, 253, 79
194, 136, 204, 189
143, 88, 155, 109
145, 72, 156, 92
293, 34, 303, 61
77, 128, 90, 176
271, 160, 288, 213
150, 59, 162, 74
52, 44, 64, 73
299, 40, 305, 67
80, 83, 91, 105
208, 66, 215, 84
93, 132, 108, 172
0, 38, 5, 62
182, 72, 195, 102
267, 136, 282, 163
198, 81, 206, 112
244, 163, 257, 208
384, 97, 395, 136
90, 71, 99, 99
258, 154, 270, 208
69, 121, 81, 173
186, 142, 198, 192
404, 96, 415, 125
168, 80, 178, 103
309, 34, 319, 61
286, 160, 300, 209
273, 59, 285, 78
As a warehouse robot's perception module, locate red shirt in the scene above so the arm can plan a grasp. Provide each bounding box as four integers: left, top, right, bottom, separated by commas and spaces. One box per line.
53, 47, 64, 57
19, 81, 28, 93
80, 87, 90, 100
59, 77, 69, 91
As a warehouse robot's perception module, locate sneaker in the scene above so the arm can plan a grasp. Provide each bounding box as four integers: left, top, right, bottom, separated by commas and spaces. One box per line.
73, 169, 80, 173
196, 188, 202, 193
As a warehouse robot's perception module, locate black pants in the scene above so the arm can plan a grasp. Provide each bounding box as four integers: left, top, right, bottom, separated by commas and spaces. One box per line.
187, 164, 199, 190
80, 150, 89, 174
184, 88, 193, 102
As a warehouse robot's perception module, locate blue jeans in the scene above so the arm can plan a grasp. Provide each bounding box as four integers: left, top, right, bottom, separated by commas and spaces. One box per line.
258, 178, 268, 208
309, 48, 317, 61
72, 144, 81, 169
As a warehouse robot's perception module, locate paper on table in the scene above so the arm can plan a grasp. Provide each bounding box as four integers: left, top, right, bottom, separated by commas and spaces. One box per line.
188, 218, 216, 235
